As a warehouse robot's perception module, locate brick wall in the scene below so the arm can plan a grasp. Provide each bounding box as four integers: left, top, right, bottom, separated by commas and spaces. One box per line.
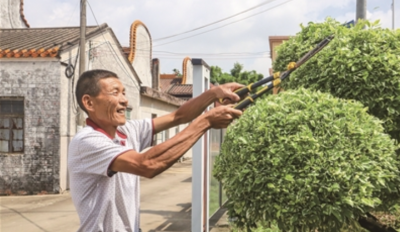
0, 60, 61, 195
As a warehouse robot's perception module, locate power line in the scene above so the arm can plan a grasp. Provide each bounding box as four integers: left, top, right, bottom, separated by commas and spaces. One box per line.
86, 51, 270, 59
153, 0, 281, 42
86, 0, 141, 92
153, 0, 294, 47
91, 41, 270, 56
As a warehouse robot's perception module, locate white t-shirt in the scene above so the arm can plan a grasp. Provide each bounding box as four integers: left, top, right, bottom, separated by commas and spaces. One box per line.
68, 118, 153, 232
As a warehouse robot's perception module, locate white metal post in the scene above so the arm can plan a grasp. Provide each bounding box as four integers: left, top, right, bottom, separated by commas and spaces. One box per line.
393, 0, 396, 30
356, 0, 367, 23
192, 59, 211, 232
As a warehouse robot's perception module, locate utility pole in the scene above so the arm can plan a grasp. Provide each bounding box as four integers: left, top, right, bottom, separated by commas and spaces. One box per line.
77, 0, 87, 130
356, 0, 367, 23
393, 0, 395, 30
79, 0, 86, 76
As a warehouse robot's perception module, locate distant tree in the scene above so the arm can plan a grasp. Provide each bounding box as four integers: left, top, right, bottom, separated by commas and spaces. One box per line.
172, 68, 182, 77
230, 62, 243, 78
210, 62, 263, 86
210, 66, 235, 84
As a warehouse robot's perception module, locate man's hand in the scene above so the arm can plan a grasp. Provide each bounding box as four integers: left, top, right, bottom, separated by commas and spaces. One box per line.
202, 105, 242, 129
212, 83, 244, 105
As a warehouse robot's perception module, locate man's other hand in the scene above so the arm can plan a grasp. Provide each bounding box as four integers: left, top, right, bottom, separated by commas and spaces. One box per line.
212, 83, 244, 105
203, 105, 242, 129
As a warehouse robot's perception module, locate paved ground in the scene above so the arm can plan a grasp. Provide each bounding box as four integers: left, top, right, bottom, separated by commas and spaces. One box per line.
140, 161, 192, 231
0, 160, 229, 232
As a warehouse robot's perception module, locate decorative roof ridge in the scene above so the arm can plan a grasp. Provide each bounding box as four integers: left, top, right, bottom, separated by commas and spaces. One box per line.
20, 0, 30, 28
181, 57, 191, 84
128, 20, 152, 63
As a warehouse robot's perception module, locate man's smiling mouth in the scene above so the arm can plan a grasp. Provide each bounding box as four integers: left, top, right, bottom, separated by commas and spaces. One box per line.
117, 109, 126, 115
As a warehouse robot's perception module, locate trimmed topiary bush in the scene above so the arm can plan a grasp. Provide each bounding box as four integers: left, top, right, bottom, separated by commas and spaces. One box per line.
273, 18, 400, 142
213, 88, 400, 231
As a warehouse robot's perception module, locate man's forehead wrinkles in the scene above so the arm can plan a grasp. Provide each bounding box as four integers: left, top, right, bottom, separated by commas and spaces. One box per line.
102, 82, 123, 91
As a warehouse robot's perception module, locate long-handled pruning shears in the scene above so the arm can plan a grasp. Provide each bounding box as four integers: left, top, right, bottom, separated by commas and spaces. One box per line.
229, 20, 354, 110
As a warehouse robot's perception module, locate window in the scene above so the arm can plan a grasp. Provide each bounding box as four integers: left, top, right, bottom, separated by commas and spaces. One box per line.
156, 132, 163, 145
164, 129, 169, 141
151, 114, 157, 145
0, 99, 24, 153
125, 107, 132, 120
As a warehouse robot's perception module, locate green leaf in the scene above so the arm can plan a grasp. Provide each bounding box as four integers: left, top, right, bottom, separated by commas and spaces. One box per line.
285, 174, 294, 182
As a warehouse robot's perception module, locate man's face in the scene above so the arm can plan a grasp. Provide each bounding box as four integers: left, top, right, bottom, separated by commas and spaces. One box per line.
90, 77, 128, 127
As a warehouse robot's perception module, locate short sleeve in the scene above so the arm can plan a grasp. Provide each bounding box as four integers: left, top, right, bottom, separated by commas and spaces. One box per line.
72, 133, 131, 177
123, 118, 154, 151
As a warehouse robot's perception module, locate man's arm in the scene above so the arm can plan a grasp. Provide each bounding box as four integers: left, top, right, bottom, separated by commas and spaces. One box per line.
110, 105, 242, 178
152, 82, 244, 134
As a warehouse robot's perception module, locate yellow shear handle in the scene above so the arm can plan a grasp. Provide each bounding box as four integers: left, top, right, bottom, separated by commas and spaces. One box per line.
287, 62, 297, 71
273, 72, 280, 79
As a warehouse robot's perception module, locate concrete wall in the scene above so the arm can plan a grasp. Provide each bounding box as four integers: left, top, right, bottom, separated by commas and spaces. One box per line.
58, 30, 141, 191
0, 59, 61, 195
0, 0, 28, 29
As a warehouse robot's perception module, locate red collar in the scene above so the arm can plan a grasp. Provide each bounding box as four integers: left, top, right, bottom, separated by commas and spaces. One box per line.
86, 118, 127, 139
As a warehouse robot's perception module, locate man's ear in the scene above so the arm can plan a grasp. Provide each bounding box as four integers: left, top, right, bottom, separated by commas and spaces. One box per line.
82, 94, 94, 113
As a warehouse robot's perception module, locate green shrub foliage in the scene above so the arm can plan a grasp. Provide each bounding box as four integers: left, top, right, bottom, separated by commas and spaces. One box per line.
273, 18, 400, 141
213, 88, 400, 231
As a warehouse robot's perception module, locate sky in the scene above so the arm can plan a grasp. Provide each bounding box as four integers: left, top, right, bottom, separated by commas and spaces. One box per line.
23, 0, 399, 77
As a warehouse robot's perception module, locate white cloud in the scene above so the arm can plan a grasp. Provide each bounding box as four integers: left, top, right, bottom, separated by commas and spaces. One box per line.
367, 8, 394, 28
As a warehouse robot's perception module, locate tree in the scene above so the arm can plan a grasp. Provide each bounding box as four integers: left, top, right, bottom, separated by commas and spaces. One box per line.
214, 18, 400, 231
230, 62, 243, 78
273, 18, 400, 143
214, 88, 400, 231
210, 66, 235, 84
172, 68, 182, 77
210, 62, 264, 86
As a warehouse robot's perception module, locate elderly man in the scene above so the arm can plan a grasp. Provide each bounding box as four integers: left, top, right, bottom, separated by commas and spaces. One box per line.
68, 69, 243, 232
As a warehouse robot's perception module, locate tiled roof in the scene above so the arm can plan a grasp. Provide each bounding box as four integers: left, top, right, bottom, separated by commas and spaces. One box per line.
0, 24, 107, 58
168, 84, 193, 96
141, 86, 186, 107
160, 74, 178, 79
158, 74, 192, 97
160, 77, 182, 92
122, 47, 130, 58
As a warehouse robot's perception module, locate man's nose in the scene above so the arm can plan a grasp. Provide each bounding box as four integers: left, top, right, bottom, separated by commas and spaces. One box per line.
120, 94, 128, 105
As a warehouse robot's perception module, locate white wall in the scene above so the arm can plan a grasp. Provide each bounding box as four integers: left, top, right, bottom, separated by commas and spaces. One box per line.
0, 0, 29, 29
140, 96, 192, 158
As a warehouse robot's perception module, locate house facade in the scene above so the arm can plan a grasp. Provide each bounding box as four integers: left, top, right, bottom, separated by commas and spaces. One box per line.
0, 0, 145, 194
269, 36, 290, 94
0, 0, 196, 194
